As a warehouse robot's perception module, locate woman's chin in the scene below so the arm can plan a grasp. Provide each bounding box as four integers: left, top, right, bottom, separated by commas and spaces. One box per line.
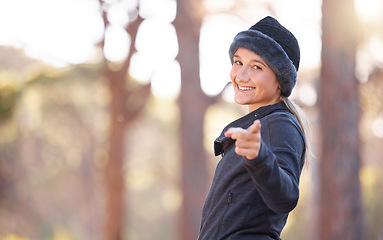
234, 98, 250, 106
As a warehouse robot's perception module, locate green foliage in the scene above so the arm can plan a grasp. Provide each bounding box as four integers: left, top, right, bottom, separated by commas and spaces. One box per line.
0, 65, 101, 123
0, 84, 20, 122
0, 71, 22, 122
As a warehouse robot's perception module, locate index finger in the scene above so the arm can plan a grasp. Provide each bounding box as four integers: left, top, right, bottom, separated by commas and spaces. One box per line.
225, 127, 247, 139
247, 120, 261, 133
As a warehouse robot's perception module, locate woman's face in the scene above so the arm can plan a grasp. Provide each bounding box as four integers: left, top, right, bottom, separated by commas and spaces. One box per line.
230, 48, 281, 112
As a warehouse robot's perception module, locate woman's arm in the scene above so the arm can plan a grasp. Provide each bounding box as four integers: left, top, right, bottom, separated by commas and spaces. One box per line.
224, 115, 305, 214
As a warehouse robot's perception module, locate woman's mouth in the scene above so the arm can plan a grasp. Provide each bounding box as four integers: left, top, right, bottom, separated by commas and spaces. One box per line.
237, 85, 255, 91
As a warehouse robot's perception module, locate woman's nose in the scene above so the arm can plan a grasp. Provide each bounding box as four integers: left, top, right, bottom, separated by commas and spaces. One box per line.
236, 67, 251, 82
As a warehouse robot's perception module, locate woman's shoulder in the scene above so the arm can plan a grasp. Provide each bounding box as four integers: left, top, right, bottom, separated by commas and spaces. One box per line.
261, 107, 305, 142
263, 105, 299, 126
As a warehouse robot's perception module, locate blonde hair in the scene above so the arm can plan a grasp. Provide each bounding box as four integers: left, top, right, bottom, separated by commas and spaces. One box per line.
280, 96, 313, 166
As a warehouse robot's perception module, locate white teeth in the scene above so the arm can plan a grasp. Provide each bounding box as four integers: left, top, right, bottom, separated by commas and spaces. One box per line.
238, 85, 254, 91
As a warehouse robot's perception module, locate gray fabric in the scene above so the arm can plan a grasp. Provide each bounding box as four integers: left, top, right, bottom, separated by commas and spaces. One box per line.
198, 103, 306, 240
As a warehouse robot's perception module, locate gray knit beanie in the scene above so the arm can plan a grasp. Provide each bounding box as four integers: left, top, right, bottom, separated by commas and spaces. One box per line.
229, 16, 300, 97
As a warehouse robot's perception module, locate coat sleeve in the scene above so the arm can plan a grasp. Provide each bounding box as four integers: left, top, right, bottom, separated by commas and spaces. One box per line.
242, 113, 306, 214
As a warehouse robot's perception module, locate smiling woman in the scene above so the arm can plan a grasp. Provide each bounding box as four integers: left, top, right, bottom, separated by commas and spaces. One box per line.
198, 16, 310, 240
230, 48, 281, 112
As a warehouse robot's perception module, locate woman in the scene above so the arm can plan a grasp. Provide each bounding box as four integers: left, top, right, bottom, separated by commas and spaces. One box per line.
198, 16, 310, 240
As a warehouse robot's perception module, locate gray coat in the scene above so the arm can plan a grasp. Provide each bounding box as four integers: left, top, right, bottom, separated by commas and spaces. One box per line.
198, 103, 306, 240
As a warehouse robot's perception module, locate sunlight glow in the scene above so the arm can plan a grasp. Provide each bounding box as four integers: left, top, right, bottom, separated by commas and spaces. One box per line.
104, 25, 131, 62
151, 60, 181, 98
298, 84, 317, 107
372, 115, 383, 138
368, 36, 383, 65
139, 0, 176, 22
356, 47, 372, 83
0, 0, 104, 66
0, 0, 323, 100
135, 19, 178, 62
355, 0, 382, 21
132, 18, 179, 97
356, 35, 383, 83
129, 52, 154, 82
107, 1, 130, 26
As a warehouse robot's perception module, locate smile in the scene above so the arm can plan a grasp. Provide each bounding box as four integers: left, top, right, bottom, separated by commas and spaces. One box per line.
238, 85, 255, 91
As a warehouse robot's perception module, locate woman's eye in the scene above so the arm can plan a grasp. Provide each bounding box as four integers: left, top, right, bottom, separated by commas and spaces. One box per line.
234, 60, 242, 65
253, 65, 262, 70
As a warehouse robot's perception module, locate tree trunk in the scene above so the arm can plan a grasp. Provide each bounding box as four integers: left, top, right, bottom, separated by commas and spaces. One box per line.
99, 2, 147, 239
174, 0, 209, 239
105, 71, 127, 240
318, 0, 365, 239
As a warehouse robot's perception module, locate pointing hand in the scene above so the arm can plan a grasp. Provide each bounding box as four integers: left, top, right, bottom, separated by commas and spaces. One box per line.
224, 120, 261, 160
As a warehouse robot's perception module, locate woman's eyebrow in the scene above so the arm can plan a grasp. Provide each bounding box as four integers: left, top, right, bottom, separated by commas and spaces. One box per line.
251, 59, 267, 67
233, 54, 267, 67
233, 54, 241, 59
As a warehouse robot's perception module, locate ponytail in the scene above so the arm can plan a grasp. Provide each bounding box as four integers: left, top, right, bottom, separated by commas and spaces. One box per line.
280, 96, 313, 166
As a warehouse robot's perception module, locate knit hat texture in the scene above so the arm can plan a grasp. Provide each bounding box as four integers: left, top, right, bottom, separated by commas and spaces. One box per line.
229, 16, 300, 97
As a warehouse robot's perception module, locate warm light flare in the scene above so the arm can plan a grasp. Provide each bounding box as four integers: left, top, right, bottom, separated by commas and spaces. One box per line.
355, 0, 383, 21
372, 115, 383, 138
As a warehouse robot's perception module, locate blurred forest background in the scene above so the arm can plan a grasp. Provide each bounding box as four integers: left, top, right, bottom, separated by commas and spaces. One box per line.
0, 0, 382, 239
